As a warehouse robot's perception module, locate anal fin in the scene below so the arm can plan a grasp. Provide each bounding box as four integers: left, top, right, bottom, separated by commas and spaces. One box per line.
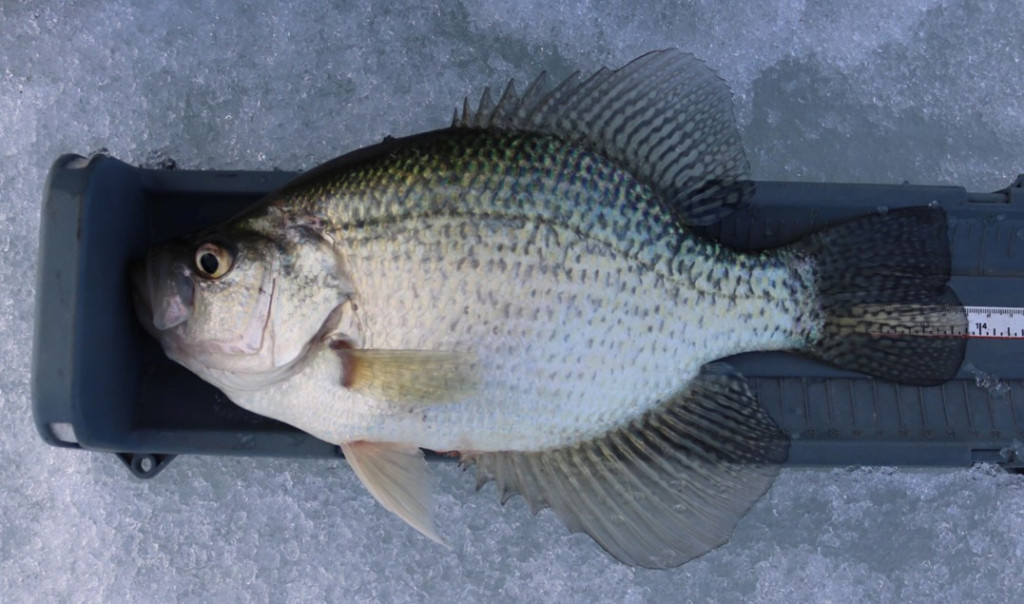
461, 363, 788, 568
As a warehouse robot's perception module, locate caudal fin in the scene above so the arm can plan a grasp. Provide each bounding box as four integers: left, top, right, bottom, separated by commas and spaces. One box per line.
795, 206, 966, 386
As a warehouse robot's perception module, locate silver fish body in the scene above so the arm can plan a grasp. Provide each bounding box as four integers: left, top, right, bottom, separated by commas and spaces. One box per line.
229, 129, 817, 452
133, 50, 966, 567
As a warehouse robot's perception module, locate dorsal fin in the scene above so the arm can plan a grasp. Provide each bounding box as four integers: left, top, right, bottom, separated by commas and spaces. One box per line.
452, 49, 752, 225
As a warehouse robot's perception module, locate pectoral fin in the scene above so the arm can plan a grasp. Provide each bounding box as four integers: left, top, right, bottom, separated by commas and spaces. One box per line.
461, 363, 788, 568
341, 441, 447, 546
331, 342, 478, 404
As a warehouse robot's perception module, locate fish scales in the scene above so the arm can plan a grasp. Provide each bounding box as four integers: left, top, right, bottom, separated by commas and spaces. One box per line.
232, 129, 817, 451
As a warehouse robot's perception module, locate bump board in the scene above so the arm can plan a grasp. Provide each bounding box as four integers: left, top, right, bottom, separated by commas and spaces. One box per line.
31, 152, 1024, 478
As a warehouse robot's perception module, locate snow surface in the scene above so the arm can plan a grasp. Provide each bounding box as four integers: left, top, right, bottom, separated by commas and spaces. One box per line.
3, 1, 1024, 601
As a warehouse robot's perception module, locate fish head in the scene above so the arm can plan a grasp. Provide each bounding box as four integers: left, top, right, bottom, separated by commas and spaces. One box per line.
132, 219, 353, 391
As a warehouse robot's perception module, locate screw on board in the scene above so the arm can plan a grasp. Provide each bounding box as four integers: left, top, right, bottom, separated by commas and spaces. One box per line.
116, 453, 177, 479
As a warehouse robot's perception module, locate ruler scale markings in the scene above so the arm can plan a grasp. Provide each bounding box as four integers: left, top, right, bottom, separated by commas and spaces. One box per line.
966, 306, 1024, 338
861, 306, 1024, 338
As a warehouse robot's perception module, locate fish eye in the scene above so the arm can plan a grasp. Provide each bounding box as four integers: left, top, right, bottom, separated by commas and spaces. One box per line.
194, 242, 234, 279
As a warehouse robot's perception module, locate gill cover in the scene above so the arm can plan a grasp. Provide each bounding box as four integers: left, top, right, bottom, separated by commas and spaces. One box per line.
141, 212, 353, 385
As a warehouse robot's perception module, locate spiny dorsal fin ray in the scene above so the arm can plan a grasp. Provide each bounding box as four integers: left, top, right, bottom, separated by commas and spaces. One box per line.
452, 49, 752, 225
475, 88, 494, 128
461, 363, 788, 568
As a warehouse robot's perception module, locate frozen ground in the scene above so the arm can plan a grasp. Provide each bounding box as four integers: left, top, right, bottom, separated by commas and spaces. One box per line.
3, 1, 1024, 601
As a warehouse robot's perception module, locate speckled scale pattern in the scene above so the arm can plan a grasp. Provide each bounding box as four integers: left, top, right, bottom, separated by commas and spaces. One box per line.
239, 129, 817, 451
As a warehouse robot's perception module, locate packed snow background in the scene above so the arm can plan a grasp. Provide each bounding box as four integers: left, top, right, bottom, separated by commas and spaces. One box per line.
3, 1, 1024, 601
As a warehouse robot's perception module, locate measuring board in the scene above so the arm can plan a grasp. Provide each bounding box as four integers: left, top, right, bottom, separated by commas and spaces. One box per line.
832, 305, 1024, 338
32, 154, 1024, 477
964, 307, 1024, 339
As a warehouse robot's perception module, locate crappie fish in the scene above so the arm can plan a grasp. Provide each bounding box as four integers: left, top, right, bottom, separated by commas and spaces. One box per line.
133, 50, 966, 568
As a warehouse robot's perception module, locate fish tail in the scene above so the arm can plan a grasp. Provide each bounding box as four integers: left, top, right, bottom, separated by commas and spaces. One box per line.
794, 206, 966, 385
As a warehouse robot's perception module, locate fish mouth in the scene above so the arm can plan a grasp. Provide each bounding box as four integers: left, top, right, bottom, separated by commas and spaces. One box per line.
131, 251, 195, 334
